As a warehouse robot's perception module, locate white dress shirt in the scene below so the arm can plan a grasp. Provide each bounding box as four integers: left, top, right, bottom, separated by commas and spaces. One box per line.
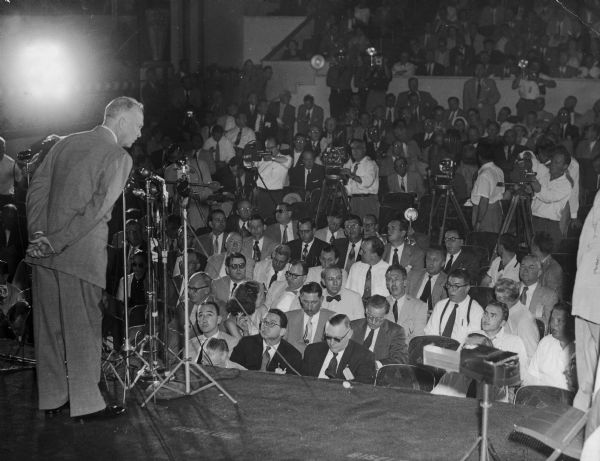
424, 296, 484, 343
363, 326, 381, 353
343, 239, 362, 268
318, 347, 347, 379
470, 161, 505, 205
279, 223, 295, 243
225, 126, 256, 149
344, 157, 379, 195
486, 327, 529, 378
306, 266, 348, 285
257, 155, 292, 190
303, 311, 322, 344
346, 260, 390, 297
385, 243, 405, 265
524, 335, 572, 390
531, 168, 572, 222
0, 155, 22, 195
262, 339, 281, 363
519, 282, 537, 315
486, 255, 520, 286
202, 136, 235, 163
321, 288, 365, 320
275, 290, 299, 312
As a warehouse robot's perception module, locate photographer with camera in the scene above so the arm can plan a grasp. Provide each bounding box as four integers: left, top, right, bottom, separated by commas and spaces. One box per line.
529, 145, 573, 250
512, 60, 556, 121
341, 139, 379, 219
252, 137, 292, 219
470, 141, 505, 232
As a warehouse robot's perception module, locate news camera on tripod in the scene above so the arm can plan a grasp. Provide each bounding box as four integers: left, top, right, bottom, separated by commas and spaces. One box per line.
314, 144, 351, 224
243, 138, 292, 218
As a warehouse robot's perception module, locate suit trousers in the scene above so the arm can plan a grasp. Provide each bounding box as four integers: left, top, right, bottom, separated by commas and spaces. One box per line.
532, 216, 562, 252
255, 188, 283, 221
32, 265, 106, 417
472, 201, 503, 233
574, 317, 600, 415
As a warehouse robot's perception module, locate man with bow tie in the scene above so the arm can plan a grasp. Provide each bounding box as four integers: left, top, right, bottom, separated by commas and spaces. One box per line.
320, 266, 364, 320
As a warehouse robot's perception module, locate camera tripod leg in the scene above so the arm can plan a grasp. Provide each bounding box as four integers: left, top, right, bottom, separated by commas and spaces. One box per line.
498, 195, 518, 236
428, 188, 438, 239
449, 190, 470, 237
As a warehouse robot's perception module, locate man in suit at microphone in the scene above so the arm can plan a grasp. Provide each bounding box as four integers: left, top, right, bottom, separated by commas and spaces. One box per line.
229, 308, 302, 374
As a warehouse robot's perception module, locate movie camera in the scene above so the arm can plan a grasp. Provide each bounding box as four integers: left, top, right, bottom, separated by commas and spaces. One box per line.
322, 146, 349, 180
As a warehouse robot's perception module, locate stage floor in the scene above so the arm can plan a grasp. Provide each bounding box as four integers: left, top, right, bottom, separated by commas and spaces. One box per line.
0, 346, 565, 461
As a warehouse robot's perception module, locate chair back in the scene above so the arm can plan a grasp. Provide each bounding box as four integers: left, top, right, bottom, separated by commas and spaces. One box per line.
408, 335, 460, 381
468, 286, 495, 308
375, 364, 436, 391
382, 192, 417, 210
514, 385, 575, 408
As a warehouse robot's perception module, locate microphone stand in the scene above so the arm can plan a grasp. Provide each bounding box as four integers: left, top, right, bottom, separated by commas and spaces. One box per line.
142, 192, 237, 407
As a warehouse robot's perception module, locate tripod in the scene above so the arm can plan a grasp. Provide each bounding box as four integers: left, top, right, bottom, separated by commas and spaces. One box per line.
142, 196, 237, 406
428, 184, 470, 244
498, 192, 534, 248
459, 382, 502, 461
315, 175, 351, 227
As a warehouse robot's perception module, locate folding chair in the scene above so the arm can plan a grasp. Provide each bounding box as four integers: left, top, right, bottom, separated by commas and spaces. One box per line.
375, 364, 436, 391
408, 335, 460, 382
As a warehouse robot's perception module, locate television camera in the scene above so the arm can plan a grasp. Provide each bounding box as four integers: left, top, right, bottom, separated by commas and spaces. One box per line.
322, 146, 349, 180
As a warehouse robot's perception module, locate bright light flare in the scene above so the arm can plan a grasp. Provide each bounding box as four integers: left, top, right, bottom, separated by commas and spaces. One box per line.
18, 42, 75, 100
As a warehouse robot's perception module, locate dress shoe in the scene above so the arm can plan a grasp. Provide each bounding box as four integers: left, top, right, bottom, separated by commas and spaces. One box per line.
45, 401, 70, 417
76, 405, 126, 422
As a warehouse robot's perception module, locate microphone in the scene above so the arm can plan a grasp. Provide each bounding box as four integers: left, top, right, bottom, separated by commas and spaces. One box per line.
135, 167, 165, 183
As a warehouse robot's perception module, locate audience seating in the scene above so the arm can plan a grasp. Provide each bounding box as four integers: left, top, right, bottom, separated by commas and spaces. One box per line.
468, 286, 495, 308
375, 364, 436, 392
514, 385, 575, 408
467, 231, 498, 259
408, 335, 460, 382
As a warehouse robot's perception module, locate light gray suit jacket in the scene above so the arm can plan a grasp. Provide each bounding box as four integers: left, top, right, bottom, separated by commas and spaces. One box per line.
350, 318, 408, 364
382, 243, 425, 271
385, 294, 428, 346
205, 253, 254, 280
527, 283, 559, 326
284, 308, 334, 354
407, 269, 448, 308
241, 236, 277, 265
314, 227, 345, 243
264, 221, 299, 244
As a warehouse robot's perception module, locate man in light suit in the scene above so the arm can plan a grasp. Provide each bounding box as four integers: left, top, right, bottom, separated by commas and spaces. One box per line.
382, 219, 425, 272
302, 313, 376, 384
240, 214, 277, 265
205, 232, 254, 280
287, 218, 327, 268
296, 94, 324, 136
320, 266, 364, 320
265, 259, 306, 311
407, 245, 449, 314
253, 244, 291, 289
518, 254, 559, 328
462, 63, 501, 125
351, 295, 408, 367
284, 282, 334, 354
385, 265, 427, 345
264, 202, 298, 244
315, 212, 345, 246
212, 252, 248, 316
531, 232, 564, 299
196, 209, 228, 258
387, 157, 426, 199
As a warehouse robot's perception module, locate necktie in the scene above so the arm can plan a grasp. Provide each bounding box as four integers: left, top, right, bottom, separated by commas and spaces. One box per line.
325, 352, 338, 379
352, 162, 359, 175
307, 109, 312, 121
392, 248, 400, 266
231, 282, 238, 297
444, 255, 454, 273
363, 328, 375, 350
282, 225, 288, 243
387, 108, 392, 123
303, 318, 313, 344
234, 129, 243, 146
302, 243, 309, 261
476, 79, 481, 99
253, 240, 261, 261
213, 235, 219, 254
400, 176, 406, 192
269, 271, 278, 288
498, 260, 505, 272
345, 243, 356, 272
420, 275, 432, 305
441, 304, 458, 337
236, 175, 243, 191
392, 300, 399, 323
214, 141, 221, 163
260, 346, 271, 371
329, 232, 336, 245
520, 286, 528, 305
363, 266, 372, 299
326, 295, 341, 302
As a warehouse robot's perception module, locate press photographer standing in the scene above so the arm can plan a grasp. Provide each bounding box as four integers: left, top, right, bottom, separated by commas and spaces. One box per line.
26, 96, 142, 419
512, 60, 556, 120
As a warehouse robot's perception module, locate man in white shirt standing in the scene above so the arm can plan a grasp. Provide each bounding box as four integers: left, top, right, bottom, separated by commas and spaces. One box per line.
424, 268, 484, 343
253, 244, 291, 289
342, 139, 379, 219
471, 141, 505, 232
254, 137, 292, 219
530, 146, 573, 250
203, 125, 235, 171
225, 113, 255, 152
346, 237, 390, 300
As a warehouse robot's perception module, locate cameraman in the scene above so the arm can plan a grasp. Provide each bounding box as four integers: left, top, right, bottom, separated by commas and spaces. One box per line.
471, 141, 505, 232
530, 145, 572, 250
341, 139, 379, 219
254, 137, 292, 218
512, 60, 556, 120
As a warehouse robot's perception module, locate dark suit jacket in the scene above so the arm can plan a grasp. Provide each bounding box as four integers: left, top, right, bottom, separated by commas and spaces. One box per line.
494, 143, 526, 176
549, 65, 579, 79
407, 269, 448, 308
264, 221, 299, 244
249, 112, 278, 146
196, 232, 228, 258
396, 91, 437, 118
445, 249, 480, 283
268, 101, 296, 143
289, 163, 325, 196
288, 237, 327, 268
225, 213, 252, 238
382, 242, 425, 271
416, 62, 446, 76
334, 238, 362, 268
386, 172, 427, 199
284, 308, 335, 354
297, 104, 325, 136
302, 340, 376, 384
350, 319, 408, 365
230, 334, 302, 374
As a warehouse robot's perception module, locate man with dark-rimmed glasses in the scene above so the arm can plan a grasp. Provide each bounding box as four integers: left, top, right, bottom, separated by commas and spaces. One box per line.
424, 268, 484, 343
265, 259, 307, 311
302, 313, 376, 384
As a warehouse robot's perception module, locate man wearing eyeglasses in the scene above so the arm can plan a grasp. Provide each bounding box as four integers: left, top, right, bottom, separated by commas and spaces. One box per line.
314, 211, 345, 245
205, 232, 254, 280
321, 266, 364, 320
264, 202, 298, 244
265, 259, 307, 312
346, 237, 390, 299
189, 301, 239, 364
351, 295, 408, 369
442, 228, 479, 283
302, 313, 376, 384
424, 268, 484, 343
334, 214, 364, 273
230, 309, 302, 373
382, 219, 424, 272
241, 214, 276, 264
211, 252, 248, 316
225, 199, 253, 239
253, 244, 291, 288
288, 218, 327, 268
284, 282, 334, 354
